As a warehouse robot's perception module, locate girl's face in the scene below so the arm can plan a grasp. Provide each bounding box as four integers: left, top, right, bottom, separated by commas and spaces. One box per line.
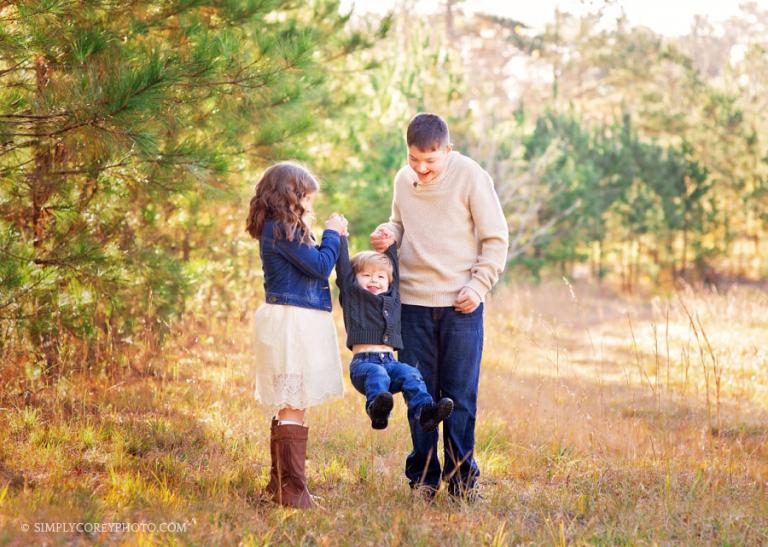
300, 191, 316, 225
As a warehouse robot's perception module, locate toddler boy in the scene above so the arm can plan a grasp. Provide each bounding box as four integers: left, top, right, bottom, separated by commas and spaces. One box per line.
335, 232, 453, 431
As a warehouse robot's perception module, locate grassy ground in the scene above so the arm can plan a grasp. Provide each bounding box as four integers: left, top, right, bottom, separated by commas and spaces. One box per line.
1, 281, 767, 545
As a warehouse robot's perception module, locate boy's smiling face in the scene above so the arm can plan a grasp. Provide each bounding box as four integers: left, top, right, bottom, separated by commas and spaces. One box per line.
408, 144, 452, 184
355, 268, 390, 295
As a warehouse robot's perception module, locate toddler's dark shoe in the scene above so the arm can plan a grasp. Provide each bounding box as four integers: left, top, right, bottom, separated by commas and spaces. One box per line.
419, 397, 454, 432
367, 392, 394, 430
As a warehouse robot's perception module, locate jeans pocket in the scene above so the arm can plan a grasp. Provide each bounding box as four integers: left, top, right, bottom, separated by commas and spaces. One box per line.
450, 305, 483, 334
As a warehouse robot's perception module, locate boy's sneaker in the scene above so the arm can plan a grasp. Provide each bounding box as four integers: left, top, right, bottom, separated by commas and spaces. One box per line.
447, 480, 483, 503
448, 487, 484, 505
367, 392, 394, 430
419, 397, 454, 432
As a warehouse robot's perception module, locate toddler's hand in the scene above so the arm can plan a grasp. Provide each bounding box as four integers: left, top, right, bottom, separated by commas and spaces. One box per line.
370, 225, 395, 252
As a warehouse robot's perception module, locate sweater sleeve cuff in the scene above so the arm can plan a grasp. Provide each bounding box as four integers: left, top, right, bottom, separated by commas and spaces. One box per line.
464, 279, 489, 301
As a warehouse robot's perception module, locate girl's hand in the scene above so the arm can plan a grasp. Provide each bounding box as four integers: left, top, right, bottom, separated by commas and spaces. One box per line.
325, 213, 349, 235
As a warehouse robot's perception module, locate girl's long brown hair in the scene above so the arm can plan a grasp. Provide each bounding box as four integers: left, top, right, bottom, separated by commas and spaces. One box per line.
245, 162, 319, 244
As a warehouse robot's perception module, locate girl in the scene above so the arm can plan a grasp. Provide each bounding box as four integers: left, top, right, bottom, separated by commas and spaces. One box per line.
246, 161, 348, 508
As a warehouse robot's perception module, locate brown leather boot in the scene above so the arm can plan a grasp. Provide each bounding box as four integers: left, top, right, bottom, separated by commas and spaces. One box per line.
265, 421, 315, 508
265, 418, 280, 501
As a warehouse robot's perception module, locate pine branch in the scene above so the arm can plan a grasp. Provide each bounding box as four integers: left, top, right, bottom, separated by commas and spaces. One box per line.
0, 267, 58, 311
1, 82, 34, 91
0, 140, 37, 156
0, 113, 69, 120
31, 254, 96, 267
2, 70, 169, 138
100, 0, 145, 10
0, 60, 32, 77
0, 119, 95, 138
178, 61, 297, 90
112, 170, 175, 193
1, 0, 80, 20
78, 178, 99, 210
48, 162, 129, 176
0, 157, 35, 175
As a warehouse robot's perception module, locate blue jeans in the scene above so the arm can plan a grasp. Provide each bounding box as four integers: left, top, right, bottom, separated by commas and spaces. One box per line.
349, 352, 433, 416
400, 304, 484, 494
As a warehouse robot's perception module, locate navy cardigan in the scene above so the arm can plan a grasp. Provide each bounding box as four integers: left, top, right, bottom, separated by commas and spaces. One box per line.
335, 237, 403, 350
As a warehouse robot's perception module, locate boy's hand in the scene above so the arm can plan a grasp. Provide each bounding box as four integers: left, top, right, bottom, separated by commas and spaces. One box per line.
370, 226, 395, 252
454, 287, 481, 314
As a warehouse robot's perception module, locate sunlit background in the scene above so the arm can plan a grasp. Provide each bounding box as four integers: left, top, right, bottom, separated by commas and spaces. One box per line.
1, 1, 767, 543
342, 0, 768, 36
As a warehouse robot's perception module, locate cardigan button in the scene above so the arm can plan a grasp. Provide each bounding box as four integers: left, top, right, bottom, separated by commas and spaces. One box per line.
383, 310, 389, 317
383, 335, 389, 342
269, 296, 278, 303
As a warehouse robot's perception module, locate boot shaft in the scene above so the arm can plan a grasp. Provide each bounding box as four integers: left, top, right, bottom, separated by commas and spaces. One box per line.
266, 422, 314, 509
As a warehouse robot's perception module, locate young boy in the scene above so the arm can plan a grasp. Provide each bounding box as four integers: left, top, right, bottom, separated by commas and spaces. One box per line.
370, 113, 509, 499
335, 233, 454, 431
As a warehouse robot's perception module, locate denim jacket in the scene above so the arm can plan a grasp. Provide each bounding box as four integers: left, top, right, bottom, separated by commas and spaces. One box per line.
259, 219, 341, 312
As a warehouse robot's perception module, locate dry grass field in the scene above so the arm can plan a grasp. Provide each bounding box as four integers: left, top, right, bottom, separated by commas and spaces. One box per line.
1, 281, 767, 545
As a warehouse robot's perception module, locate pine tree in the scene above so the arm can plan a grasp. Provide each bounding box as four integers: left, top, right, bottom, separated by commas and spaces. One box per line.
0, 0, 381, 378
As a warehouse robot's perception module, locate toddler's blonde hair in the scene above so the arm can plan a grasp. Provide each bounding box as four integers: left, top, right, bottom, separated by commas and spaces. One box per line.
351, 251, 394, 283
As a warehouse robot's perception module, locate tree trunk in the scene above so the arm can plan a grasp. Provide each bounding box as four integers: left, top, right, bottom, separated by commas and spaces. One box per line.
444, 0, 454, 41
30, 56, 54, 250
681, 227, 688, 280
182, 229, 191, 261
29, 55, 59, 377
597, 239, 604, 283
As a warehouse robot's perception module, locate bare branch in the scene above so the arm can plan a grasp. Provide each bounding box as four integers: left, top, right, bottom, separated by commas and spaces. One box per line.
49, 161, 130, 176
0, 157, 35, 174
0, 140, 37, 156
0, 60, 32, 77
0, 113, 69, 120
508, 200, 581, 260
0, 268, 58, 311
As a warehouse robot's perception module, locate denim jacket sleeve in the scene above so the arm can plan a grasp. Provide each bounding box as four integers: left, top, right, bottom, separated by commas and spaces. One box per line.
335, 236, 355, 292
275, 229, 341, 280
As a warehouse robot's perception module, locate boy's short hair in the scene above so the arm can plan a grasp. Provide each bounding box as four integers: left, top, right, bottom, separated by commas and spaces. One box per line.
407, 113, 450, 151
351, 251, 394, 282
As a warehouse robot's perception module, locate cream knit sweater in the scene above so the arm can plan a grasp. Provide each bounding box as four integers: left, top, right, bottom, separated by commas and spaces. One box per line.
382, 151, 509, 307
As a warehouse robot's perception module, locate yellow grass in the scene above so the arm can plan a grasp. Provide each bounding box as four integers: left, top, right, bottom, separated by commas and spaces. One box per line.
0, 281, 767, 545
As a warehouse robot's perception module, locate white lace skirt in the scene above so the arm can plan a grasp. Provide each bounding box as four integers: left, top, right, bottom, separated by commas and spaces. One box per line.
251, 303, 344, 410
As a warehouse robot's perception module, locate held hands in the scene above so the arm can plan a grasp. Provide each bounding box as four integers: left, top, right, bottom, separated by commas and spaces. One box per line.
454, 286, 481, 314
325, 213, 349, 236
370, 225, 395, 252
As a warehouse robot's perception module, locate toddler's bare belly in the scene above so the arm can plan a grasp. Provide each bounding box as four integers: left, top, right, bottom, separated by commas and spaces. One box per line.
352, 343, 394, 354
